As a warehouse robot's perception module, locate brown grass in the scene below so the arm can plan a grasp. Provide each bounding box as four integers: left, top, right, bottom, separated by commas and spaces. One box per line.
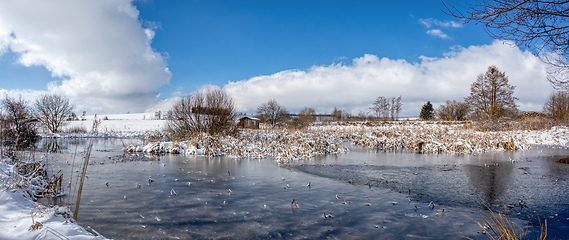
72, 140, 93, 220
62, 126, 88, 134
465, 206, 547, 240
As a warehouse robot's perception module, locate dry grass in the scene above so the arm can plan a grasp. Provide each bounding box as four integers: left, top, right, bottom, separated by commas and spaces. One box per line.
72, 140, 93, 220
61, 126, 88, 134
312, 121, 528, 153
126, 119, 568, 161
127, 128, 349, 163
0, 154, 65, 200
465, 206, 547, 240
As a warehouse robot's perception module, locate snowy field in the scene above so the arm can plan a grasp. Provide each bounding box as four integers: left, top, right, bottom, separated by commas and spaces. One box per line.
2, 115, 568, 239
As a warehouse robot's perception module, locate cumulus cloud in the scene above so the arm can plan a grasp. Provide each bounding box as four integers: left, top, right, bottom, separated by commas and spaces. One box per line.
426, 29, 450, 39
0, 0, 171, 114
224, 40, 552, 117
0, 89, 47, 104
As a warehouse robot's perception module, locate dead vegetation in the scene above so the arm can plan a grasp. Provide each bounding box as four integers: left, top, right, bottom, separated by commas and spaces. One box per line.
124, 117, 569, 162
1, 154, 64, 201
312, 121, 529, 153
465, 206, 547, 240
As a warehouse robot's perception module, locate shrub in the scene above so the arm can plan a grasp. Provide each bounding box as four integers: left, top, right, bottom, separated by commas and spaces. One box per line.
1, 96, 37, 146
166, 86, 238, 138
436, 100, 470, 121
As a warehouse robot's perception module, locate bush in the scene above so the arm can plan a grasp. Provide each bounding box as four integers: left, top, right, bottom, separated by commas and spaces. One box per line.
1, 96, 37, 146
166, 87, 238, 138
436, 100, 470, 121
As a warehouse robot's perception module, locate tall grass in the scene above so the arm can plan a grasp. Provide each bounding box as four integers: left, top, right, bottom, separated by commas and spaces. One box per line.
71, 140, 93, 220
465, 206, 547, 240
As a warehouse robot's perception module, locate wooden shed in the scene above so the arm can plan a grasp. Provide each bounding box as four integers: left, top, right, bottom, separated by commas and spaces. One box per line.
238, 116, 260, 129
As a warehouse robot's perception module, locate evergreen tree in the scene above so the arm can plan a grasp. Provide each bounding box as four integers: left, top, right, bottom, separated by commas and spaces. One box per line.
420, 101, 434, 120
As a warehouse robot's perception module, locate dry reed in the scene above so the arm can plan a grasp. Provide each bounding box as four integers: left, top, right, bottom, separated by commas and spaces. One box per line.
72, 140, 93, 220
465, 206, 547, 240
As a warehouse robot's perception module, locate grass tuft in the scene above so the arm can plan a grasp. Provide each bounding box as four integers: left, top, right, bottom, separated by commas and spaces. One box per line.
465, 206, 547, 240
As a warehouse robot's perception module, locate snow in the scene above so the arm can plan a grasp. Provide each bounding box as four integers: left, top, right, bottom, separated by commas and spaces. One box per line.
6, 115, 568, 239
0, 158, 106, 240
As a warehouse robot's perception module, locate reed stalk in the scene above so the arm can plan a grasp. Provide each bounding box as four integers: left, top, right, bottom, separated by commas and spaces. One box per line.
72, 140, 93, 220
465, 206, 547, 240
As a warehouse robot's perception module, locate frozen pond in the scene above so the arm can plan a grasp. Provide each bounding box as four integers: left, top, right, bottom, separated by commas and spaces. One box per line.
36, 138, 569, 239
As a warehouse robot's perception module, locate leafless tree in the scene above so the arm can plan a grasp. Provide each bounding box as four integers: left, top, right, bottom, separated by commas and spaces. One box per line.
331, 106, 343, 121
370, 96, 384, 119
465, 65, 518, 120
371, 96, 402, 120
436, 100, 470, 121
445, 0, 569, 89
256, 99, 289, 126
1, 96, 37, 144
393, 96, 403, 120
543, 90, 569, 120
371, 96, 390, 119
298, 107, 316, 124
166, 87, 238, 138
357, 110, 370, 121
34, 93, 75, 133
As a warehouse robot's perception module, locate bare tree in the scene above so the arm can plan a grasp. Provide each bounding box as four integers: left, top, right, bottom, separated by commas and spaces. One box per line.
543, 90, 569, 120
34, 93, 75, 133
1, 96, 37, 144
256, 99, 289, 126
445, 0, 569, 89
298, 107, 316, 124
331, 106, 343, 121
465, 65, 518, 120
393, 96, 403, 119
436, 100, 470, 121
371, 96, 394, 119
370, 96, 384, 119
166, 87, 238, 138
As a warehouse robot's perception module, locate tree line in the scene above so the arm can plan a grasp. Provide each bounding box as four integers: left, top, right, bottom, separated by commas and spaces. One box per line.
418, 65, 569, 127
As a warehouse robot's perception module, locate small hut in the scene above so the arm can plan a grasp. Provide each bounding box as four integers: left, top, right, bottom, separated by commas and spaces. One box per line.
238, 116, 260, 129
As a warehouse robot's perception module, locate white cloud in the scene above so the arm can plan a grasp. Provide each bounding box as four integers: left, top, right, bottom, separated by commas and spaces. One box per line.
0, 89, 47, 105
0, 0, 171, 114
224, 40, 553, 117
419, 18, 462, 28
426, 29, 450, 39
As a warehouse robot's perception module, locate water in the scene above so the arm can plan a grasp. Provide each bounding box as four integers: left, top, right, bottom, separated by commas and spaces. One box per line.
36, 138, 569, 239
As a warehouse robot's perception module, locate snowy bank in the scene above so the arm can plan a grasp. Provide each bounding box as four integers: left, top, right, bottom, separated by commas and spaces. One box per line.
125, 129, 349, 163
125, 122, 569, 162
0, 157, 106, 240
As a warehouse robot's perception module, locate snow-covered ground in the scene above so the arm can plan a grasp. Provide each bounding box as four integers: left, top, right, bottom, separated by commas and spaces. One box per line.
0, 158, 106, 239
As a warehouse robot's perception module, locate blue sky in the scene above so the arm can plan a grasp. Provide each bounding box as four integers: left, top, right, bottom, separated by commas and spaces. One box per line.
135, 0, 491, 93
0, 0, 553, 116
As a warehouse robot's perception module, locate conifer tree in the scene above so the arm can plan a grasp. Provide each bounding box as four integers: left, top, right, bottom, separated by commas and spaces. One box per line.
420, 101, 434, 120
